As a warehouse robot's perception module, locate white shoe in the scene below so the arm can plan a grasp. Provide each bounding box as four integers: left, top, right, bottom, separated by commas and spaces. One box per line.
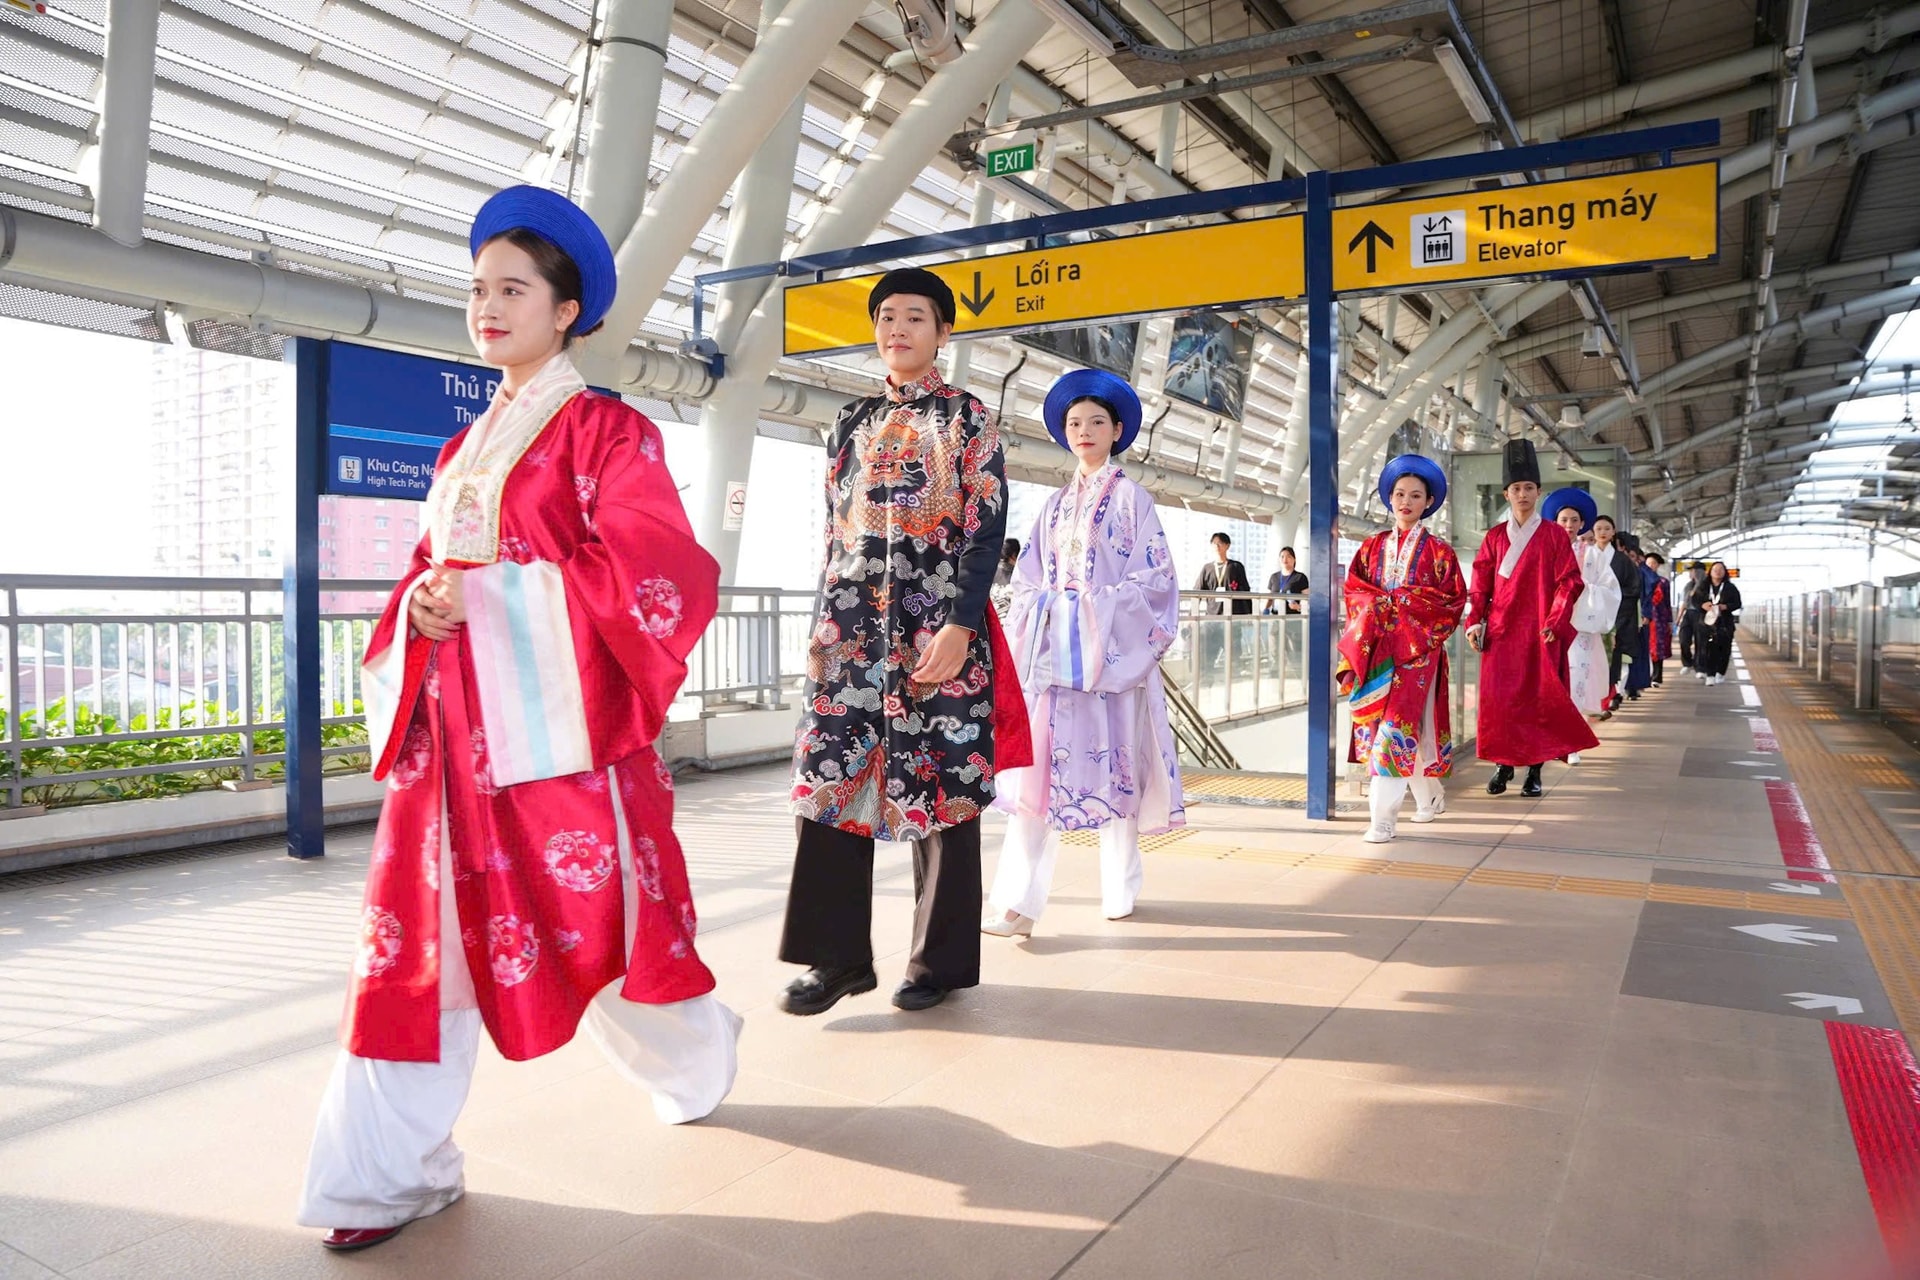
1567, 752, 1582, 765
981, 910, 1035, 937
1362, 820, 1396, 843
1710, 675, 1723, 686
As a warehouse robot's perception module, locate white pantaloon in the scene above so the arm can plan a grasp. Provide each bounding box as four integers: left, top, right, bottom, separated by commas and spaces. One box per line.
298, 768, 741, 1231
1367, 679, 1444, 828
989, 811, 1144, 921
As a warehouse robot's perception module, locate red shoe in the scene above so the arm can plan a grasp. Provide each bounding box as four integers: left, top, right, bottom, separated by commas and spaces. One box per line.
321, 1225, 406, 1252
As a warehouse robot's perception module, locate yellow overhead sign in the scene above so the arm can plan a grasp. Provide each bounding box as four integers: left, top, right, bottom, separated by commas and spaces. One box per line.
1331, 160, 1719, 294
782, 215, 1305, 358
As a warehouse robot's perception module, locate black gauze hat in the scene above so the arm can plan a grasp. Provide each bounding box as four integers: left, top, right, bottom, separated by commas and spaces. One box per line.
1502, 438, 1542, 487
868, 267, 957, 327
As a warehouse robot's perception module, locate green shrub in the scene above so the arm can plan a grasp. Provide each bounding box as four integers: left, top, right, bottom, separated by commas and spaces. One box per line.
0, 698, 370, 809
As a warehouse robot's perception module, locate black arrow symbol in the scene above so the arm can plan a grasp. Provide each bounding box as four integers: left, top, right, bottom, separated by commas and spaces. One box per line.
959, 271, 995, 317
1348, 220, 1394, 273
1424, 214, 1451, 232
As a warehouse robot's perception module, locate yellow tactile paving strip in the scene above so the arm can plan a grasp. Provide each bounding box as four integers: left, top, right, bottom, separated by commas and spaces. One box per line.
1744, 648, 1920, 1050
1744, 653, 1920, 878
1149, 840, 1854, 918
1059, 827, 1196, 851
1181, 771, 1309, 802
1838, 877, 1920, 1050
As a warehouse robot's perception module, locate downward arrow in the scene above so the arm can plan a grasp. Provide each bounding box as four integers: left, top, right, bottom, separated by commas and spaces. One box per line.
1785, 992, 1864, 1016
1347, 220, 1394, 273
958, 271, 995, 317
1769, 882, 1824, 895
1734, 922, 1838, 946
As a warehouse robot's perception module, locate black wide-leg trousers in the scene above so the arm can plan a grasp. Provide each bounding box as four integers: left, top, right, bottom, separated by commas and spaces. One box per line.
779, 817, 982, 990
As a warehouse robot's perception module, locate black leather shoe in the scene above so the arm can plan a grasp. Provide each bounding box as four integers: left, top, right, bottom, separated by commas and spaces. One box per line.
1486, 765, 1514, 795
780, 964, 877, 1016
891, 978, 949, 1011
1521, 766, 1544, 798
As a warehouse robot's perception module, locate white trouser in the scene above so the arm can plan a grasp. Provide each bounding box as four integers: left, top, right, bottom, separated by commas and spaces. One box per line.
989, 811, 1143, 921
1366, 680, 1443, 828
1369, 775, 1444, 827
297, 770, 742, 1230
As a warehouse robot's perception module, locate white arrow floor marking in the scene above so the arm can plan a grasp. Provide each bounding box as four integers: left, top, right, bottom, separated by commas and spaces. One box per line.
1734, 922, 1839, 946
1784, 992, 1864, 1016
1769, 882, 1824, 895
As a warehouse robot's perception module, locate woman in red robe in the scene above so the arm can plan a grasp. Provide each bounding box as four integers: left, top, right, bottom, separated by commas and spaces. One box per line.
298, 187, 737, 1251
1337, 454, 1468, 843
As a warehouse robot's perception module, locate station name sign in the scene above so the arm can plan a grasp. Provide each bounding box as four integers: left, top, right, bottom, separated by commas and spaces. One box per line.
320, 342, 498, 499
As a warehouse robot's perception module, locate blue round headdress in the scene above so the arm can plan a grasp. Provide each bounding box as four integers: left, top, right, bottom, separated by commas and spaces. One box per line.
1043, 369, 1144, 456
1541, 487, 1598, 533
469, 186, 617, 335
1377, 453, 1447, 519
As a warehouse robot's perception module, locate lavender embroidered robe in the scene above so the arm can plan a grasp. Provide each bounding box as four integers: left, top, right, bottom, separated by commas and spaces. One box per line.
995, 464, 1185, 833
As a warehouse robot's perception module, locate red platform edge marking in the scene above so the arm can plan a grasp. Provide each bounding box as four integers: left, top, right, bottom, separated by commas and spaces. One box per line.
1749, 717, 1780, 753
1764, 779, 1837, 882
1828, 1022, 1920, 1260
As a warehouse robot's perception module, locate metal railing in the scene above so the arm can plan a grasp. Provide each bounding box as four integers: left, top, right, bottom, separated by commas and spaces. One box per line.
1166, 591, 1312, 724
1, 575, 1314, 810
0, 575, 816, 810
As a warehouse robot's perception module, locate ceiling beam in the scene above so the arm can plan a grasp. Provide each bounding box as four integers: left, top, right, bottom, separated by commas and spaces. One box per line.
1238, 0, 1402, 165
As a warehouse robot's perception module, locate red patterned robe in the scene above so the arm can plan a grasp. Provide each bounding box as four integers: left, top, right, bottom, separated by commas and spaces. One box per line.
1468, 515, 1601, 766
347, 354, 719, 1064
1336, 526, 1467, 776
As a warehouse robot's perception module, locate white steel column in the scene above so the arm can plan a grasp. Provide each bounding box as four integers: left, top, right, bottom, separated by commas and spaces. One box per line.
945, 81, 1015, 391
577, 0, 671, 250
692, 0, 810, 580
573, 0, 674, 387
91, 0, 161, 248
717, 0, 1053, 399
584, 0, 871, 369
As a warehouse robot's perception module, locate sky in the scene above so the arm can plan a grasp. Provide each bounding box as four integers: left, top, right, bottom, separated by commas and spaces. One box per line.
0, 316, 155, 576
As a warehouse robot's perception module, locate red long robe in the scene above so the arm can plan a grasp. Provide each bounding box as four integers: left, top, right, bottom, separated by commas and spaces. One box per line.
1467, 518, 1600, 766
346, 372, 719, 1064
1336, 527, 1468, 776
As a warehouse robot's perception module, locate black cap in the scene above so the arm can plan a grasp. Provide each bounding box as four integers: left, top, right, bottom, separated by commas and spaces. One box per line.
867, 267, 956, 327
1502, 438, 1541, 488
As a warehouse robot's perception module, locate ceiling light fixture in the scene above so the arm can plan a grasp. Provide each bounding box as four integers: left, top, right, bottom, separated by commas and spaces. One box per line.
1433, 39, 1496, 127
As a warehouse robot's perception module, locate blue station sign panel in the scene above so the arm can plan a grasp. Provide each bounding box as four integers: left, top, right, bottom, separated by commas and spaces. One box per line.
322, 342, 496, 499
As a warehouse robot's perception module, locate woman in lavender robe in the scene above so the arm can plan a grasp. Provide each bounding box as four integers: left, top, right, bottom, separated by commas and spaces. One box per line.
983, 370, 1185, 936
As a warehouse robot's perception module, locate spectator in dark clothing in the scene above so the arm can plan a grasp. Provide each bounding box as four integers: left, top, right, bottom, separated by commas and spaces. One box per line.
1195, 532, 1252, 616
1265, 546, 1309, 615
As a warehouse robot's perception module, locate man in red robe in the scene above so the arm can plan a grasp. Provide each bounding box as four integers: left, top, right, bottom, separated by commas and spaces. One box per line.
1465, 440, 1599, 797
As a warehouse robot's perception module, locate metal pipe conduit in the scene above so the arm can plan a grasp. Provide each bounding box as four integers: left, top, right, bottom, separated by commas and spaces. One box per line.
1585, 282, 1920, 434
1496, 249, 1920, 362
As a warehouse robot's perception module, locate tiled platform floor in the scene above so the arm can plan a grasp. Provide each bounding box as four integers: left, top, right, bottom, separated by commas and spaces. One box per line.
0, 646, 1908, 1278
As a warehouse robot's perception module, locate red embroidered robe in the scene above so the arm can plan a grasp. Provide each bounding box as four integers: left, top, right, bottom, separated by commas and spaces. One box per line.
1336, 527, 1467, 776
1468, 517, 1600, 766
346, 361, 718, 1063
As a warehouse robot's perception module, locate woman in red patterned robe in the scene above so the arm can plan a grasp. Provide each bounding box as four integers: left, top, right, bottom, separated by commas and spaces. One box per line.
298, 188, 737, 1252
1337, 455, 1468, 843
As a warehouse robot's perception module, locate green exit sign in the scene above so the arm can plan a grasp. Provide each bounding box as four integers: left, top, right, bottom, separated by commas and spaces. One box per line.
985, 142, 1035, 177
